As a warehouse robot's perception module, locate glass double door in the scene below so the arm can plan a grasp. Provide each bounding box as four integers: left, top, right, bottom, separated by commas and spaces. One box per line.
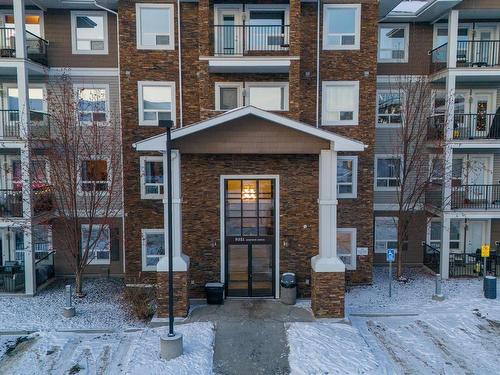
225, 179, 275, 297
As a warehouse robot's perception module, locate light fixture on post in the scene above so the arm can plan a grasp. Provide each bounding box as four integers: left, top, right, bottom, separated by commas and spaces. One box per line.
158, 115, 183, 360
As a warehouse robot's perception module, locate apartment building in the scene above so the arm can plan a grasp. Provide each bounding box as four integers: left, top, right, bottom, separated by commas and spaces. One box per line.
0, 0, 123, 295
120, 0, 381, 318
376, 0, 500, 278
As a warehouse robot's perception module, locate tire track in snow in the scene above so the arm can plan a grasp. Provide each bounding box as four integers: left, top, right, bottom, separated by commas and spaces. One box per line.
0, 336, 37, 373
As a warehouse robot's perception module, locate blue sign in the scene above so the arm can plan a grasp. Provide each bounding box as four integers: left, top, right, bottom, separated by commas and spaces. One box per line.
387, 248, 396, 262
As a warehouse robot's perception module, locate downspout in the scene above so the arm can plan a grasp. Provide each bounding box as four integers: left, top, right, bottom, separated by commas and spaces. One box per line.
177, 0, 183, 127
93, 1, 127, 275
315, 0, 321, 128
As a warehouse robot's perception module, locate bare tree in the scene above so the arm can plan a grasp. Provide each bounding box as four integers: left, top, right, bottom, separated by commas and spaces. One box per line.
29, 74, 122, 296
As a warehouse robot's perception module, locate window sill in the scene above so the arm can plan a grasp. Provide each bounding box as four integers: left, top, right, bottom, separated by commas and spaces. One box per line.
321, 122, 359, 127
137, 45, 175, 51
72, 50, 109, 56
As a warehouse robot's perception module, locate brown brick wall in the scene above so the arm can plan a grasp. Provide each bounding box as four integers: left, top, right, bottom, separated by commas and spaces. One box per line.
311, 271, 345, 318
156, 271, 189, 317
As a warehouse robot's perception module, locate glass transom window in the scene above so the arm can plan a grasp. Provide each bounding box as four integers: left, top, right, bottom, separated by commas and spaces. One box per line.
136, 4, 174, 49
323, 5, 360, 50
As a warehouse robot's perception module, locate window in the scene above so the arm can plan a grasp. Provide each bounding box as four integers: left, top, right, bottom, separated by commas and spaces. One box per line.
449, 219, 462, 252
246, 83, 289, 111
432, 25, 469, 62
247, 7, 288, 51
140, 156, 164, 199
337, 156, 357, 198
7, 87, 45, 113
337, 228, 356, 270
429, 219, 441, 249
75, 85, 108, 124
377, 90, 402, 126
141, 229, 165, 271
138, 82, 175, 126
81, 159, 109, 192
71, 11, 108, 54
429, 155, 444, 183
322, 81, 359, 125
215, 83, 243, 111
378, 24, 408, 62
136, 4, 174, 50
323, 4, 361, 50
375, 155, 402, 190
375, 217, 398, 253
81, 224, 110, 264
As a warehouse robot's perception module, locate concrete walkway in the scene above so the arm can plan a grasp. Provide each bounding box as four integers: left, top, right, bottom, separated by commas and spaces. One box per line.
187, 299, 314, 375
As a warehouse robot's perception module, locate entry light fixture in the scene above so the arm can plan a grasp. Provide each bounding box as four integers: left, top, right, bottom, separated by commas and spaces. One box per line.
242, 184, 257, 202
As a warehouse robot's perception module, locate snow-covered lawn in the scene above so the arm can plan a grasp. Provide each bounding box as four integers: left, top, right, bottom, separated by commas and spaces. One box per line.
0, 323, 214, 375
0, 278, 140, 331
287, 267, 500, 375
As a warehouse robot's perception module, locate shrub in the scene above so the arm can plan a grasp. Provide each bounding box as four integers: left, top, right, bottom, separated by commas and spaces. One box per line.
124, 286, 156, 321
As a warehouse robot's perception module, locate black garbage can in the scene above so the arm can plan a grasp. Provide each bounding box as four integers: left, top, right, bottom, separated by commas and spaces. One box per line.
205, 282, 224, 304
484, 276, 497, 299
280, 273, 296, 305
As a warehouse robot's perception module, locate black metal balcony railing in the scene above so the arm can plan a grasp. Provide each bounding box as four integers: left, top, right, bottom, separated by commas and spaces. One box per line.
427, 113, 500, 140
0, 189, 22, 217
451, 184, 500, 210
213, 25, 290, 56
0, 27, 48, 65
422, 242, 440, 274
430, 40, 500, 74
0, 109, 50, 139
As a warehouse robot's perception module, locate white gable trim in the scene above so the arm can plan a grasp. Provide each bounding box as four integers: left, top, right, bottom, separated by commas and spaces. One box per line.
133, 106, 365, 152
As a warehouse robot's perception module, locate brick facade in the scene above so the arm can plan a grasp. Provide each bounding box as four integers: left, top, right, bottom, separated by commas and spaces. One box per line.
156, 271, 189, 318
311, 271, 345, 318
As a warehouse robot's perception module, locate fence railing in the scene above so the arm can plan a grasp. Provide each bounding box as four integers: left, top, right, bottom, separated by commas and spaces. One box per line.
430, 40, 500, 74
422, 242, 440, 274
0, 189, 22, 217
449, 251, 498, 277
0, 110, 51, 139
0, 27, 48, 65
451, 184, 500, 210
213, 25, 290, 56
427, 113, 500, 140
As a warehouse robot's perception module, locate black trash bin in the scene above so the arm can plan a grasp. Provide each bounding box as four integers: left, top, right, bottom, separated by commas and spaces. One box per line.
205, 282, 224, 304
280, 273, 296, 305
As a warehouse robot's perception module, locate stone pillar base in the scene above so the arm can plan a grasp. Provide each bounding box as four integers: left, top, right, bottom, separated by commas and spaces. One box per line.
311, 270, 345, 318
156, 271, 189, 318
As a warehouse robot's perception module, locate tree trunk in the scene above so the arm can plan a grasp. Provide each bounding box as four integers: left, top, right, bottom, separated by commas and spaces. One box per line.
75, 271, 86, 298
397, 244, 403, 278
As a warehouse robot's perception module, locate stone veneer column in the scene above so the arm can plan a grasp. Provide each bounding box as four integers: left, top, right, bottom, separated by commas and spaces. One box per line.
311, 149, 346, 318
156, 150, 190, 317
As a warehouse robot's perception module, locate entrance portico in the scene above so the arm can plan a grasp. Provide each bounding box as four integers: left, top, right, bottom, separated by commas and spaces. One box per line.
134, 106, 365, 318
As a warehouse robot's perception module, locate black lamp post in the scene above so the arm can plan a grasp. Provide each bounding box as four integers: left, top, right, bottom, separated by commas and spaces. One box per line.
158, 117, 175, 337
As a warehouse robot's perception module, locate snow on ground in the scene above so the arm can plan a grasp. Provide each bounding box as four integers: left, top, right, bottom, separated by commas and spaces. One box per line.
0, 278, 142, 331
0, 323, 214, 375
288, 267, 500, 375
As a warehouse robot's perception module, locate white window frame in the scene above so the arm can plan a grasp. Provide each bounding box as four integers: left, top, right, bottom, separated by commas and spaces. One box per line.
337, 155, 358, 199
375, 154, 403, 191
81, 224, 110, 265
375, 217, 398, 254
136, 3, 175, 50
376, 89, 403, 127
70, 10, 108, 55
337, 228, 357, 270
140, 156, 164, 199
4, 83, 47, 112
78, 157, 111, 195
245, 82, 289, 111
378, 23, 409, 63
215, 82, 244, 111
322, 4, 361, 50
138, 81, 176, 126
321, 81, 359, 126
427, 218, 442, 250
74, 83, 110, 125
141, 228, 166, 271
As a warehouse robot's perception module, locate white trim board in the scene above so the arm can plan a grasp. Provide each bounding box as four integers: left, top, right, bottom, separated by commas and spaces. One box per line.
134, 106, 366, 152
220, 175, 281, 299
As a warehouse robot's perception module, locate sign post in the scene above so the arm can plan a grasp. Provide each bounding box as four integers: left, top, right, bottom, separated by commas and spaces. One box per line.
387, 248, 396, 297
481, 244, 490, 277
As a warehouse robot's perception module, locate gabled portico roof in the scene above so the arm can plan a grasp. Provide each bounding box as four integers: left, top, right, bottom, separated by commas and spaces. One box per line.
133, 106, 366, 152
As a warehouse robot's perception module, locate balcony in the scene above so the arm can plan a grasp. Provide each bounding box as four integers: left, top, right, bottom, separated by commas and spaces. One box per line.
0, 186, 53, 218
207, 24, 292, 73
430, 40, 500, 75
451, 184, 500, 210
0, 109, 51, 140
0, 27, 48, 66
427, 113, 500, 141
